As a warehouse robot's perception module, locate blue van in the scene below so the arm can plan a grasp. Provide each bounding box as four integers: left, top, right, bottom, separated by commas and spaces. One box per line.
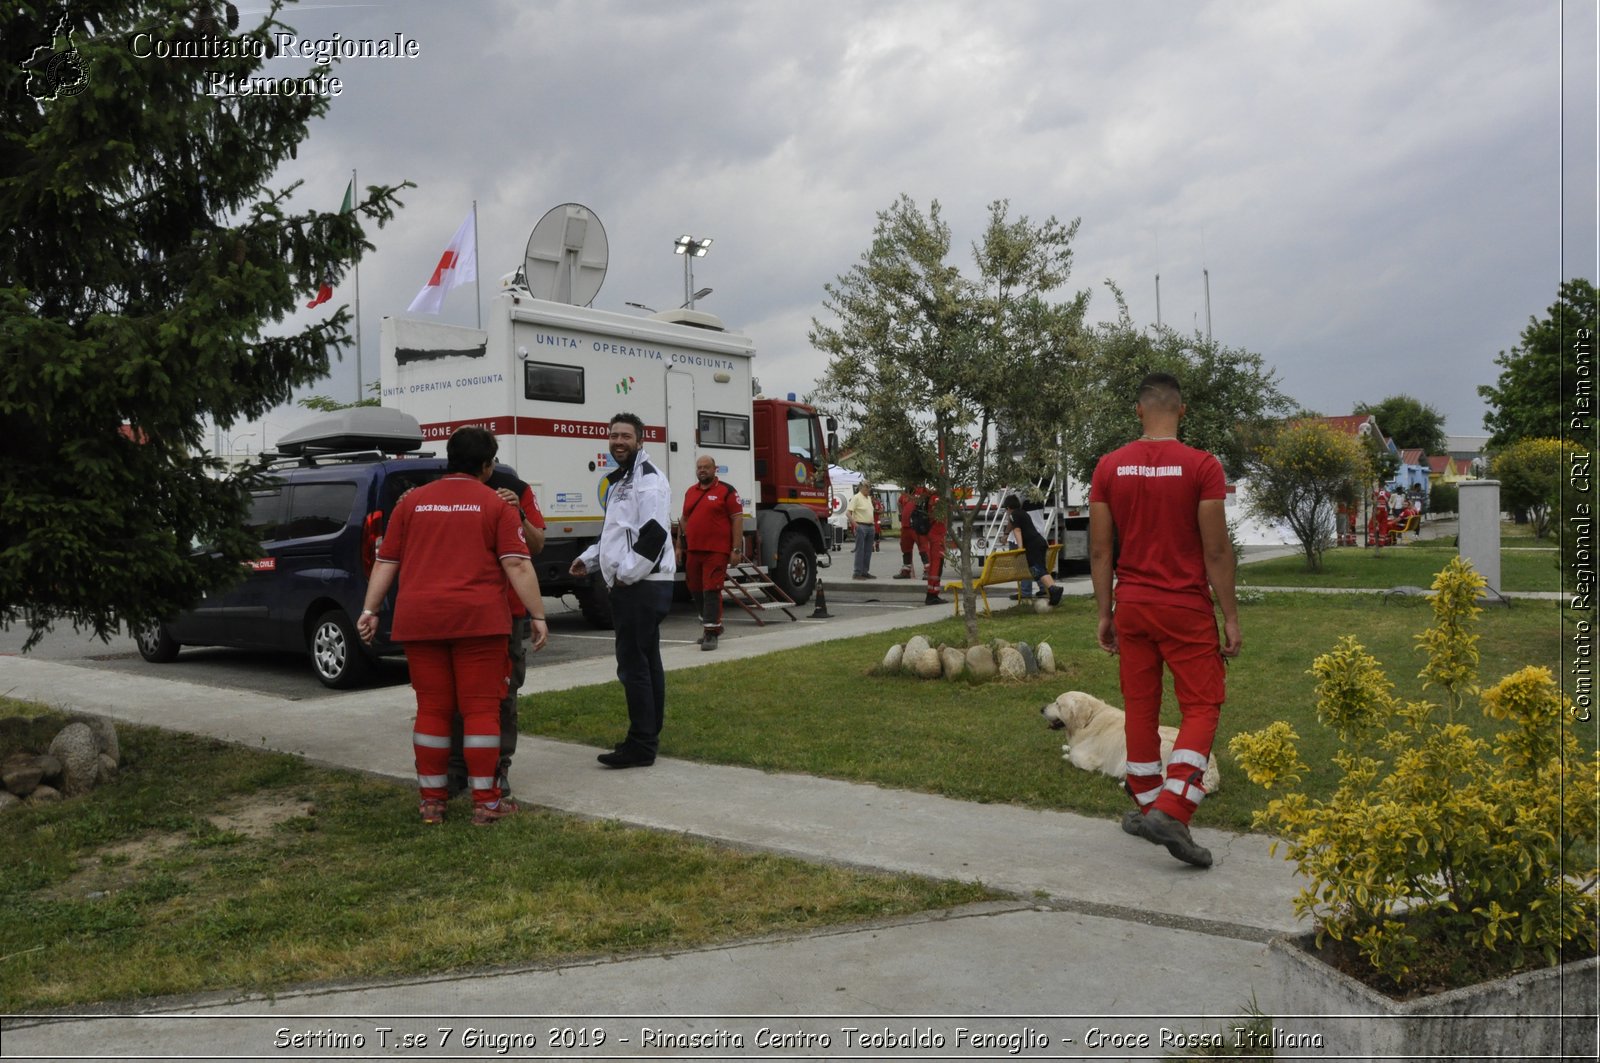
135, 410, 517, 688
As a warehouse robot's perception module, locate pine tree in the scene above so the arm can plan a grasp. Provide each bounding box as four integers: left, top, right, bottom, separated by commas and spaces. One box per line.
1, 1, 408, 646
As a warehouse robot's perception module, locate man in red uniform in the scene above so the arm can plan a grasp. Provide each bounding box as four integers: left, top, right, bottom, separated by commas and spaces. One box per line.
1089, 373, 1241, 868
680, 454, 743, 651
358, 427, 549, 826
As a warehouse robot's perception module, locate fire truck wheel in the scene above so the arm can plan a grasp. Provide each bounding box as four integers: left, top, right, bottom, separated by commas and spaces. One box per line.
772, 531, 817, 604
575, 574, 614, 630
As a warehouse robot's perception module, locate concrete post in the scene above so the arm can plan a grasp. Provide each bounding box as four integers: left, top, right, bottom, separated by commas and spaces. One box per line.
1458, 479, 1501, 594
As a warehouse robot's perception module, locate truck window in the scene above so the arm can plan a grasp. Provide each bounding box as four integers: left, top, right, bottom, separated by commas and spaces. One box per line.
788, 407, 821, 463
525, 361, 584, 404
698, 411, 750, 449
280, 482, 357, 541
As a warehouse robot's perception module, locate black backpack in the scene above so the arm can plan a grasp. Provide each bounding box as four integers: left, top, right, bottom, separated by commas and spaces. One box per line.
909, 494, 932, 534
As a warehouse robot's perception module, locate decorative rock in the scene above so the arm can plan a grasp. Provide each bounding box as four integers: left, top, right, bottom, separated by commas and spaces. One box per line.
1017, 642, 1039, 676
97, 753, 118, 785
2, 754, 44, 797
36, 754, 62, 782
0, 791, 21, 814
882, 644, 905, 673
998, 647, 1027, 680
907, 645, 943, 679
48, 723, 99, 797
1036, 642, 1056, 675
905, 635, 932, 657
990, 638, 1012, 653
965, 645, 998, 678
939, 646, 966, 679
27, 784, 61, 805
71, 714, 120, 766
1033, 598, 1051, 614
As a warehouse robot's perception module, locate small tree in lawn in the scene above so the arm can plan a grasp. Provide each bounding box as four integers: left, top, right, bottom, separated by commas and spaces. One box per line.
811, 195, 1087, 644
1491, 436, 1570, 539
1245, 421, 1371, 571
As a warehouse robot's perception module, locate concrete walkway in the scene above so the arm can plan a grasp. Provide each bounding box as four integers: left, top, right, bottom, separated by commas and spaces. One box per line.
1, 599, 1315, 1059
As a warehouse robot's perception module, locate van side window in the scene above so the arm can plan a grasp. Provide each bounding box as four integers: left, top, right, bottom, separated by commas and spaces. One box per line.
525, 361, 584, 404
698, 411, 750, 449
245, 486, 286, 542
280, 482, 357, 541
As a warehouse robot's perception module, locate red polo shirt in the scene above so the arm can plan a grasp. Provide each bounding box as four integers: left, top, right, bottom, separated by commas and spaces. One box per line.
377, 474, 529, 641
681, 479, 741, 552
1090, 438, 1226, 615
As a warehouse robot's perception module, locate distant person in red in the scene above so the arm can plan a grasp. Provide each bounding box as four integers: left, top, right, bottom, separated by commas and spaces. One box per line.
922, 490, 949, 606
1371, 491, 1391, 551
895, 488, 921, 579
358, 427, 549, 827
680, 454, 743, 652
1090, 372, 1240, 869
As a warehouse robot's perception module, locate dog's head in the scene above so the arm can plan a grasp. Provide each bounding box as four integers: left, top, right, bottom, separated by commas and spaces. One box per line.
1040, 691, 1106, 735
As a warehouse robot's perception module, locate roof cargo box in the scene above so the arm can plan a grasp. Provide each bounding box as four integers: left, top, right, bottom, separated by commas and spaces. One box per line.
276, 407, 424, 456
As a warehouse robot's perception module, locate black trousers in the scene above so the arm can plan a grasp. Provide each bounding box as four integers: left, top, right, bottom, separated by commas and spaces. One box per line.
610, 579, 672, 755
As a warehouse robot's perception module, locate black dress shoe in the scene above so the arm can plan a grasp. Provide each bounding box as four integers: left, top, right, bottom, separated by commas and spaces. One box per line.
597, 748, 656, 769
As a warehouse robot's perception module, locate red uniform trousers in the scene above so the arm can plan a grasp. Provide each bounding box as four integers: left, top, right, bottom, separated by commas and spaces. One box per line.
406, 635, 509, 806
922, 522, 946, 596
1114, 600, 1224, 825
684, 550, 728, 635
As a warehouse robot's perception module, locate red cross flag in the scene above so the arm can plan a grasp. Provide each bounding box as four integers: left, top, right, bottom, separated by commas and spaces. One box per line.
407, 207, 477, 314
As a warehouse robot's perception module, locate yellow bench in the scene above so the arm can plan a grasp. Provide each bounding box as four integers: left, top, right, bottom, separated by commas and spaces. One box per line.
944, 544, 1060, 617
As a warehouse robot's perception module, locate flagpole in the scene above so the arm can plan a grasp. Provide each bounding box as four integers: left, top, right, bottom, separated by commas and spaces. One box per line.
352, 170, 364, 403
472, 200, 482, 329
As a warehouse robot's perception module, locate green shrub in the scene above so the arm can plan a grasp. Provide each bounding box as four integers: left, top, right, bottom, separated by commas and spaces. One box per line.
1426, 481, 1458, 516
1229, 557, 1599, 992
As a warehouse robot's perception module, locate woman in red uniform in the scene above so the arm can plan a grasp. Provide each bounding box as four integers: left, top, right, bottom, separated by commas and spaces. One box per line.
358, 427, 548, 826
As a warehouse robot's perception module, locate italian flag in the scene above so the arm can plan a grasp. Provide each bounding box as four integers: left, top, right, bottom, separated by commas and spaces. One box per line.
305, 178, 354, 309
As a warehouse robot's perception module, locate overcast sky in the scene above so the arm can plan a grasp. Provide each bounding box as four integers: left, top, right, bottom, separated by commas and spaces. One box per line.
234, 0, 1596, 449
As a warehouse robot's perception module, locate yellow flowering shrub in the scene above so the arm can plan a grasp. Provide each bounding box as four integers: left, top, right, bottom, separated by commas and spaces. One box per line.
1229, 556, 1599, 990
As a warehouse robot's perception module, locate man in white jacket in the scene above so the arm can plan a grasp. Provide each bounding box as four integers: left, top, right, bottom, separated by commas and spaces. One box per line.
570, 412, 676, 768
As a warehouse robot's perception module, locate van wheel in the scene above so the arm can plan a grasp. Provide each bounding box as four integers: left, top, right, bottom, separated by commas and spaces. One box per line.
772, 532, 817, 604
310, 609, 372, 689
574, 574, 614, 630
135, 623, 181, 663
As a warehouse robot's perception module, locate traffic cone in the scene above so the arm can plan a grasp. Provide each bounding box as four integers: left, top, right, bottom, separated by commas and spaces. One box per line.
810, 578, 833, 618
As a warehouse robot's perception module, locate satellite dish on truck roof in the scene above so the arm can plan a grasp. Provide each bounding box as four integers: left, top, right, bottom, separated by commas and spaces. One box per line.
523, 203, 608, 306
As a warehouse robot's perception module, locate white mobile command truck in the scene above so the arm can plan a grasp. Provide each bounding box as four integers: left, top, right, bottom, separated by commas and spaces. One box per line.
379, 205, 833, 627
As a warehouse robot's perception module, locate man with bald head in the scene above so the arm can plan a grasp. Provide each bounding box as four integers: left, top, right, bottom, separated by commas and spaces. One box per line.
1089, 372, 1241, 869
679, 454, 744, 651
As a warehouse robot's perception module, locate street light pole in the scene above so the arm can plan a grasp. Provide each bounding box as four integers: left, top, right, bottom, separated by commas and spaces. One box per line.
227, 431, 255, 466
673, 235, 712, 309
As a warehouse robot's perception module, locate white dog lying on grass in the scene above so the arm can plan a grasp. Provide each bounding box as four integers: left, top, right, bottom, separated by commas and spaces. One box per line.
1040, 689, 1222, 793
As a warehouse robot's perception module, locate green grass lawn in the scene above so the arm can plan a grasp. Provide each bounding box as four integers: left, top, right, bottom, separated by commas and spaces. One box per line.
0, 707, 991, 1012
528, 592, 1574, 834
1240, 540, 1561, 592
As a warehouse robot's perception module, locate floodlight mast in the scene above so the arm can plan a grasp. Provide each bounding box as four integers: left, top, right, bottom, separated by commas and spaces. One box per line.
673, 235, 712, 309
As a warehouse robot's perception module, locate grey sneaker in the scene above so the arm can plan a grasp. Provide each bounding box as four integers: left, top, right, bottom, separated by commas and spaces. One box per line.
1134, 810, 1213, 868
1120, 808, 1144, 836
701, 633, 718, 651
